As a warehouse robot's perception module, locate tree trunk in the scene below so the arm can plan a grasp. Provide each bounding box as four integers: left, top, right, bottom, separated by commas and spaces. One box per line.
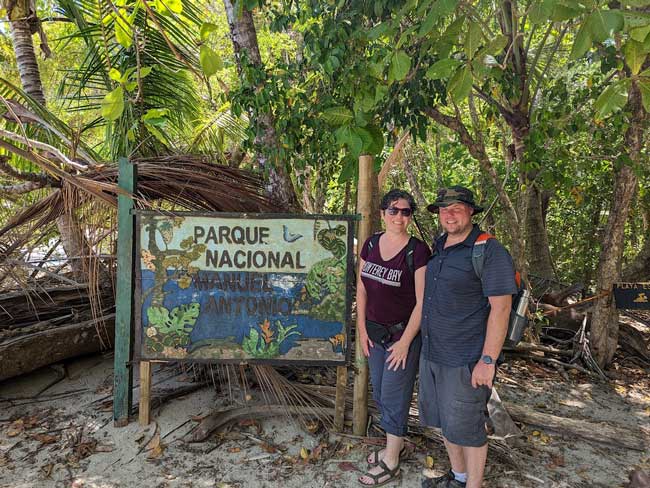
55, 211, 90, 283
9, 17, 45, 105
222, 0, 299, 211
6, 3, 90, 280
591, 80, 645, 367
524, 183, 556, 284
621, 233, 650, 282
0, 315, 114, 382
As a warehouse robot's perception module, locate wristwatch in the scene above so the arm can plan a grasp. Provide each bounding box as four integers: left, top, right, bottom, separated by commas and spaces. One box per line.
481, 354, 494, 365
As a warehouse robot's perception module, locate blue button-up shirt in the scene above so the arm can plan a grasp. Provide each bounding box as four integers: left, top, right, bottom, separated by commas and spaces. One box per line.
421, 224, 517, 367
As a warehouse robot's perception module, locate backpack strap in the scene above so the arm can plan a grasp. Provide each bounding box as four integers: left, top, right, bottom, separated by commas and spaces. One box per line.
405, 236, 416, 276
367, 232, 383, 251
471, 232, 494, 280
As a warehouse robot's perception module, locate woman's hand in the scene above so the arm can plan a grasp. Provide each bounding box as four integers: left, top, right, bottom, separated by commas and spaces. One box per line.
358, 328, 374, 357
386, 339, 410, 370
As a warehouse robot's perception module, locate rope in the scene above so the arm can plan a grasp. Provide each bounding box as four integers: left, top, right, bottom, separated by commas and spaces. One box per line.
541, 290, 611, 317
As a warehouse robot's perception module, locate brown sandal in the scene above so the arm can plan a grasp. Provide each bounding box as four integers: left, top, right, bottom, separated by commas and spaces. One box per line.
358, 460, 401, 487
367, 446, 407, 467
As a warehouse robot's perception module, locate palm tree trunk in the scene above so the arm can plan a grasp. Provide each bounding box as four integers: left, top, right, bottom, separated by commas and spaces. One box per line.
222, 0, 299, 211
9, 17, 45, 105
6, 0, 89, 281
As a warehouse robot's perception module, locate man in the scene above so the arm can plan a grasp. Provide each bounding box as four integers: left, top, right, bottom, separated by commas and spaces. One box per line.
419, 186, 517, 488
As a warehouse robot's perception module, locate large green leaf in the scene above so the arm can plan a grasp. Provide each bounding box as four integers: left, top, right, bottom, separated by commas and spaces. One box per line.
587, 10, 624, 43
434, 0, 459, 17
335, 126, 363, 157
529, 0, 557, 24
570, 23, 592, 59
631, 24, 650, 43
322, 106, 354, 126
108, 68, 122, 82
114, 9, 133, 49
101, 86, 124, 121
200, 45, 222, 77
465, 21, 483, 59
594, 81, 628, 118
425, 58, 462, 80
389, 50, 411, 81
338, 156, 357, 183
364, 125, 385, 155
448, 65, 472, 103
354, 127, 374, 155
200, 22, 219, 41
486, 35, 509, 55
551, 3, 583, 21
623, 40, 647, 75
368, 22, 392, 40
419, 8, 440, 36
155, 0, 183, 14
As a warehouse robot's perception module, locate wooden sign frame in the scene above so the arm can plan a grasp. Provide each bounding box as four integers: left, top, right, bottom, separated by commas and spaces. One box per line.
133, 211, 356, 367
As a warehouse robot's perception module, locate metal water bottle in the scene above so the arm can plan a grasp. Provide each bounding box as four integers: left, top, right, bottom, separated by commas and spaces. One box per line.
506, 288, 531, 346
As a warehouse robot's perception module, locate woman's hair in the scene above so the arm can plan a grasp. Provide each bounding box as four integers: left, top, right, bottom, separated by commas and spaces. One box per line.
380, 189, 417, 212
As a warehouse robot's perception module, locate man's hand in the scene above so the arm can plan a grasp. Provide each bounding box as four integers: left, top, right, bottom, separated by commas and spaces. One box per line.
471, 361, 495, 388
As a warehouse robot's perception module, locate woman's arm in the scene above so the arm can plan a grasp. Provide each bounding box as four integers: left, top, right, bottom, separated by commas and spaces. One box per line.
386, 266, 426, 370
356, 257, 373, 357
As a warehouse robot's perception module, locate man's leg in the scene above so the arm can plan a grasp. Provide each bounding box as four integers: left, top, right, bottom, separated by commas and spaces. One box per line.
463, 444, 487, 488
443, 437, 466, 474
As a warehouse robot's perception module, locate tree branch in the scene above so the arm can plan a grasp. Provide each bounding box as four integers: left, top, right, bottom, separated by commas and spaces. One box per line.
0, 129, 87, 171
472, 85, 515, 123
0, 180, 49, 194
522, 22, 553, 108
530, 25, 568, 114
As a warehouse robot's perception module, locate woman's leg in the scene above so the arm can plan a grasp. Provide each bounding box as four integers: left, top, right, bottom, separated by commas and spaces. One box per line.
365, 343, 387, 465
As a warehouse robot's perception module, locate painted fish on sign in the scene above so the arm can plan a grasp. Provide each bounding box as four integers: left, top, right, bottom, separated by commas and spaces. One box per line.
135, 212, 354, 364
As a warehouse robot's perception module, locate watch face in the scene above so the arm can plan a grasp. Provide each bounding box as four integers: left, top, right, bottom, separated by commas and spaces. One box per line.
482, 355, 493, 364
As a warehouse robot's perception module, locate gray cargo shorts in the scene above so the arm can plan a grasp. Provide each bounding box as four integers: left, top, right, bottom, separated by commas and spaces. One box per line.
418, 357, 491, 447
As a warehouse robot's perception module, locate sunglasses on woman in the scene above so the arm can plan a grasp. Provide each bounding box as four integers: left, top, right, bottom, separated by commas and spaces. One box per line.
386, 206, 413, 217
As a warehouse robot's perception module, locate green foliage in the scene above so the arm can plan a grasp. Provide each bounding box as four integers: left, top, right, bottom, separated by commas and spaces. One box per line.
145, 303, 200, 353
241, 320, 300, 358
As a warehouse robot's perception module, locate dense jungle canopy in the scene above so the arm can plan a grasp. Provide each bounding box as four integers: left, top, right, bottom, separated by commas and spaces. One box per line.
0, 0, 648, 369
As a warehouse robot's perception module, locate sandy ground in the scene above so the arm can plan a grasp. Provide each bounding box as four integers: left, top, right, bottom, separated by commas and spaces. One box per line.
1, 353, 649, 488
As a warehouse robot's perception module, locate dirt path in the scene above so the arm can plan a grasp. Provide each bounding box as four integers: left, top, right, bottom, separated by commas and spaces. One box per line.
1, 353, 648, 488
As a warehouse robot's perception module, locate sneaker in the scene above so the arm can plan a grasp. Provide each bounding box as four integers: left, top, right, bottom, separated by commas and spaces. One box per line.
422, 469, 467, 488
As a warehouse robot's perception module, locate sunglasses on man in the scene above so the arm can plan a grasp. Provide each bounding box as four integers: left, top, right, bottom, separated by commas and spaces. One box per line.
386, 206, 413, 217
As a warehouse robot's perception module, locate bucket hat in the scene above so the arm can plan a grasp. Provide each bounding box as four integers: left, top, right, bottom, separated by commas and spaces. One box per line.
426, 185, 484, 214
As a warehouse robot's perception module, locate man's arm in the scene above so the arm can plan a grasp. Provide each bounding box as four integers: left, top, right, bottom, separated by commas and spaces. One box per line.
471, 294, 511, 388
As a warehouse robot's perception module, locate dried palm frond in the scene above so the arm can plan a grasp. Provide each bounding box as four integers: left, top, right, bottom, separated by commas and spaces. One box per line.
0, 155, 275, 259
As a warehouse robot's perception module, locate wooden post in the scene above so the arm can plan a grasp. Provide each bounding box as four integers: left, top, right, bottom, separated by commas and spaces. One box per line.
138, 360, 152, 426
333, 365, 347, 431
352, 154, 374, 436
113, 158, 136, 426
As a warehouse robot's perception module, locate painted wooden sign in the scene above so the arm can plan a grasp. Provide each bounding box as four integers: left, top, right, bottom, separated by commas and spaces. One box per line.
134, 212, 354, 365
613, 282, 650, 310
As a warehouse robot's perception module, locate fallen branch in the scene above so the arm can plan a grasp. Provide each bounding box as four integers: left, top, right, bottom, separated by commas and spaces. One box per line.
187, 405, 337, 443
504, 402, 647, 451
509, 353, 600, 378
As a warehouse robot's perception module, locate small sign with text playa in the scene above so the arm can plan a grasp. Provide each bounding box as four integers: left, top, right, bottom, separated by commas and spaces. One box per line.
613, 282, 650, 310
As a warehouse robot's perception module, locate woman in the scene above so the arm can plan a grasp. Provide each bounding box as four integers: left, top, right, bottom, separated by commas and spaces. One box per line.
357, 189, 431, 486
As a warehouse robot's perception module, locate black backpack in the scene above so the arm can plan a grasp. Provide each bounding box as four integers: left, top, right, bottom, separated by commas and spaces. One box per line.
471, 232, 530, 347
